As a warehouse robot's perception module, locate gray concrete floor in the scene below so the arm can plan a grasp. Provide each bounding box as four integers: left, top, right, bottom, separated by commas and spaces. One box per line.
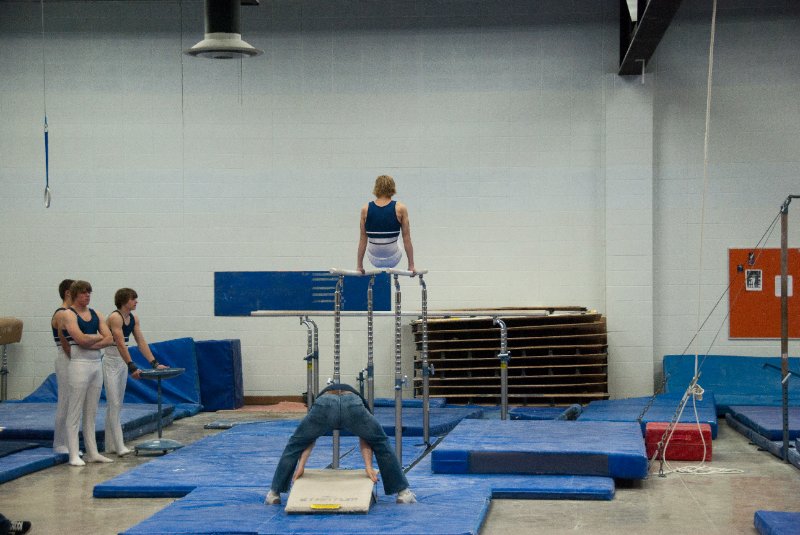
1, 412, 798, 534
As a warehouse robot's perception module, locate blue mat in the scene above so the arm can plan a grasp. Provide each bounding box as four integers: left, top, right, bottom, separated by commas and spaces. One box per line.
754, 510, 800, 535
577, 393, 718, 438
20, 337, 202, 418
663, 354, 800, 414
431, 420, 648, 479
510, 405, 582, 421
195, 339, 244, 411
0, 402, 174, 449
94, 420, 429, 498
726, 406, 800, 441
373, 398, 447, 408
0, 447, 67, 484
122, 452, 613, 535
0, 441, 39, 458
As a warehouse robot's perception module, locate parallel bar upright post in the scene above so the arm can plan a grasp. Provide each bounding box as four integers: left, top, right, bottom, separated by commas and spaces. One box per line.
301, 316, 314, 406
367, 275, 375, 412
419, 274, 431, 445
310, 318, 319, 399
494, 317, 510, 420
332, 275, 343, 468
780, 200, 790, 462
393, 273, 404, 462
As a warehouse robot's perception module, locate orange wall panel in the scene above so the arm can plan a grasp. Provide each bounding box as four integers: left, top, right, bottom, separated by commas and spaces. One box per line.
729, 248, 800, 339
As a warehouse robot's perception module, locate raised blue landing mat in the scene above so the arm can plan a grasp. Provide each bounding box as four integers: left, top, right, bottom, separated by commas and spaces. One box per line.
20, 337, 202, 418
0, 447, 67, 484
578, 393, 718, 438
0, 402, 174, 449
214, 271, 391, 316
510, 405, 582, 421
122, 454, 614, 535
727, 406, 800, 441
754, 510, 800, 535
789, 444, 800, 471
374, 397, 447, 408
663, 354, 800, 414
195, 339, 244, 411
432, 419, 648, 479
94, 420, 430, 498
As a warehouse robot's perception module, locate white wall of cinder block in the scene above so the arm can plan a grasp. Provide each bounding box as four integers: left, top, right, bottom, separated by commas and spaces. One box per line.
1, 0, 798, 400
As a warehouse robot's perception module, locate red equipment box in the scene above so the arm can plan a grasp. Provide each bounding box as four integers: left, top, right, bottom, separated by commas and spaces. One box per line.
645, 422, 712, 461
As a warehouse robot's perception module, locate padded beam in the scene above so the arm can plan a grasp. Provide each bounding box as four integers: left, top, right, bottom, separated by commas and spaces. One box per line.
0, 317, 23, 345
618, 0, 685, 75
285, 469, 376, 514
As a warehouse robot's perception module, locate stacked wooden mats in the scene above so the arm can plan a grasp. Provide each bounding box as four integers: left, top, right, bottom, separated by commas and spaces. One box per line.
411, 308, 608, 406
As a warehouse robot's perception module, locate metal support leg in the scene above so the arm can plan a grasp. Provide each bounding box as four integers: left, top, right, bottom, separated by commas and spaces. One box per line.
309, 319, 320, 399
332, 275, 343, 468
494, 317, 510, 420
367, 275, 375, 412
393, 274, 405, 462
419, 274, 431, 445
301, 316, 314, 406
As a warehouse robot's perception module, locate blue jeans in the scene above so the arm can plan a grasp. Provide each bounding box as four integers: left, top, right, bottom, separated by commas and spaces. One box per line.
270, 392, 409, 495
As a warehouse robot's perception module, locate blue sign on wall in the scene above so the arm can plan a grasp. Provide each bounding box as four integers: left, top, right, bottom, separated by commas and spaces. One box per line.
214, 271, 392, 316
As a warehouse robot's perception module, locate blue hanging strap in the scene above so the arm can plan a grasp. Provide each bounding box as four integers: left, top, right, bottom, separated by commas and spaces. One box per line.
44, 115, 50, 208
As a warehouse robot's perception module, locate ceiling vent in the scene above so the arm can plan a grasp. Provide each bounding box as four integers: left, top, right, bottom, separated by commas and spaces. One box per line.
184, 0, 262, 59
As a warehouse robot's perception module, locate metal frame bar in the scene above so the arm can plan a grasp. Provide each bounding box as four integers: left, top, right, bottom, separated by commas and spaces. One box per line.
493, 317, 510, 420
779, 194, 800, 461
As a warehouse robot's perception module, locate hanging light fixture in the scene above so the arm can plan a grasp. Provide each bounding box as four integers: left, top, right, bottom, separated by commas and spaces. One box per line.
184, 0, 262, 59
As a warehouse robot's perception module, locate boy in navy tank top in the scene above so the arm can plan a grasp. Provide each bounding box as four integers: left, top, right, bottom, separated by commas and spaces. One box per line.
357, 175, 416, 272
104, 288, 167, 456
61, 280, 114, 466
51, 278, 74, 454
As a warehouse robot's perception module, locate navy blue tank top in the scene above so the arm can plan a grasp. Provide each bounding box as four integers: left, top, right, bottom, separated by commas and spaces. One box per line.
52, 307, 74, 346
70, 307, 99, 336
365, 201, 401, 243
111, 310, 135, 343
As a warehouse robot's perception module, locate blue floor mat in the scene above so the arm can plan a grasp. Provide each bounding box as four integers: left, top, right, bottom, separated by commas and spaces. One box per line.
374, 398, 447, 408
95, 420, 430, 498
0, 402, 175, 449
509, 405, 582, 421
727, 406, 800, 441
431, 419, 648, 479
0, 447, 67, 484
0, 440, 40, 458
577, 393, 718, 438
122, 454, 613, 535
754, 510, 800, 535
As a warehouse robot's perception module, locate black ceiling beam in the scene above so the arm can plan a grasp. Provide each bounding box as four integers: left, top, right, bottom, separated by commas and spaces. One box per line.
619, 0, 684, 76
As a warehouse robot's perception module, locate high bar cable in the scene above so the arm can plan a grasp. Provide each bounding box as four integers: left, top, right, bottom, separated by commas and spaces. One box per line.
40, 0, 50, 208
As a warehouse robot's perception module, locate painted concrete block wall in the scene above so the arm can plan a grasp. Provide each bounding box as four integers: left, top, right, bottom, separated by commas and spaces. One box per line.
605, 74, 654, 397
0, 1, 620, 400
652, 0, 800, 387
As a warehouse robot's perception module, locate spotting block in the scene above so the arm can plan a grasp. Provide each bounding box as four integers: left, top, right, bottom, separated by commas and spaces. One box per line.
645, 422, 712, 461
284, 469, 376, 514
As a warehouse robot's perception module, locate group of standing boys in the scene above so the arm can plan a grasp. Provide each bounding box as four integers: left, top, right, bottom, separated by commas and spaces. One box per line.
50, 280, 166, 466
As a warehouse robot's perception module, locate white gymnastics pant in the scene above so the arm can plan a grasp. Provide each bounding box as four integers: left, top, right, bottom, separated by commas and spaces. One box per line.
65, 347, 103, 462
102, 348, 128, 453
53, 348, 70, 454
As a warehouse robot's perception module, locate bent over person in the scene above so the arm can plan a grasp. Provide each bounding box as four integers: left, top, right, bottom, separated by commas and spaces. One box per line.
265, 383, 416, 505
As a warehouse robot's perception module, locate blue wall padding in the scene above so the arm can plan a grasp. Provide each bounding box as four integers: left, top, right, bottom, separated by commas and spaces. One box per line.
17, 373, 59, 402
431, 420, 648, 479
195, 339, 244, 411
122, 455, 614, 535
663, 354, 800, 414
0, 447, 67, 484
124, 337, 202, 417
754, 511, 800, 535
510, 405, 582, 421
373, 397, 447, 408
726, 406, 800, 441
577, 393, 718, 438
0, 402, 173, 446
214, 271, 392, 316
94, 420, 428, 498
